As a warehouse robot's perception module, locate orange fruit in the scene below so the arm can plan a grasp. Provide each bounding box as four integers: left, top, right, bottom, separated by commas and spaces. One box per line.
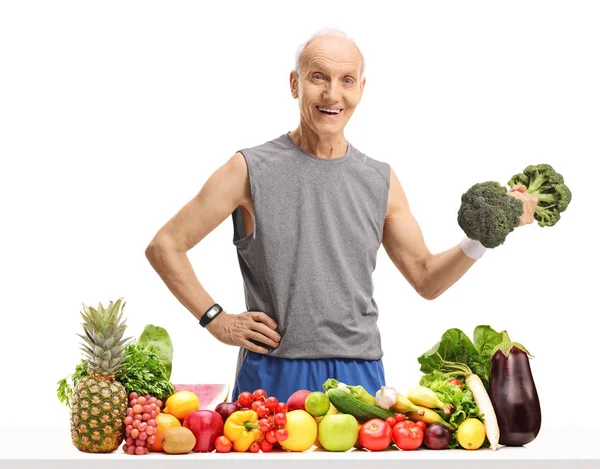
150, 413, 181, 452
163, 391, 200, 421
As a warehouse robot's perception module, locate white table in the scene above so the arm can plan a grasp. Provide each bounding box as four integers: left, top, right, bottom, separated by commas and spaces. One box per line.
1, 426, 598, 468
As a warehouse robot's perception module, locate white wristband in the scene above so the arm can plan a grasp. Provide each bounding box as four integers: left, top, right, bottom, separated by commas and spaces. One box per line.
460, 237, 487, 260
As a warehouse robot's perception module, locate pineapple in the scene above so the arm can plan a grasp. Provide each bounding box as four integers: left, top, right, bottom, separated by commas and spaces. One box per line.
70, 298, 131, 453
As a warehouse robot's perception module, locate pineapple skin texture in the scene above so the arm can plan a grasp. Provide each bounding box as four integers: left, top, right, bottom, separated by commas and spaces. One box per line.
71, 375, 127, 453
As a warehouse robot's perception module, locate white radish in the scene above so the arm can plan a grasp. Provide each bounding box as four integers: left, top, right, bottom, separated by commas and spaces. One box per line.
465, 373, 500, 451
443, 362, 500, 451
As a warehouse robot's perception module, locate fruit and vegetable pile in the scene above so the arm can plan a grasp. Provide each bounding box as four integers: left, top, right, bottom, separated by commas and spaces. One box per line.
57, 300, 541, 455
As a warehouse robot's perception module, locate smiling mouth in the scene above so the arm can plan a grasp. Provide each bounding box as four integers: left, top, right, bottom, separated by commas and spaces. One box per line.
316, 105, 343, 115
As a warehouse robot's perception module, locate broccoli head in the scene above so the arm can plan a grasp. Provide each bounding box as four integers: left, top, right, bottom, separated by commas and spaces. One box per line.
458, 181, 523, 248
507, 164, 572, 227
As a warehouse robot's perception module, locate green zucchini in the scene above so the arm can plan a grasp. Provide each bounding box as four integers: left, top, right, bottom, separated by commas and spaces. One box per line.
327, 388, 395, 423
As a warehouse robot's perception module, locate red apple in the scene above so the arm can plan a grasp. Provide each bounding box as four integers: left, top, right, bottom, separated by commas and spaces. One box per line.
286, 390, 312, 412
183, 410, 224, 452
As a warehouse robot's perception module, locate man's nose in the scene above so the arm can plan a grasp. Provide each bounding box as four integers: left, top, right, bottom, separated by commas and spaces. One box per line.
323, 81, 341, 103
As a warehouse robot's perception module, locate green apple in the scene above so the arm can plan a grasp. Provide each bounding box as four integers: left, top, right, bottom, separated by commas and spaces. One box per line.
317, 414, 359, 451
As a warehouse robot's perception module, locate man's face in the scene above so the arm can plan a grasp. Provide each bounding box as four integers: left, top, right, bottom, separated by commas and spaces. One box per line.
290, 36, 365, 136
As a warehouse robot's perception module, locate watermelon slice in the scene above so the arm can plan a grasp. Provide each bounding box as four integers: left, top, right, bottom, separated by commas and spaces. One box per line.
173, 384, 230, 411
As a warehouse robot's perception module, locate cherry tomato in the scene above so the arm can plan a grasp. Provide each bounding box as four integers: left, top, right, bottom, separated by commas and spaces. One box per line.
265, 396, 279, 411
393, 420, 424, 451
415, 420, 427, 432
275, 402, 288, 414
385, 416, 397, 428
238, 392, 253, 408
274, 413, 287, 427
395, 413, 406, 423
448, 378, 463, 388
257, 405, 270, 419
260, 439, 273, 452
215, 435, 232, 453
252, 389, 267, 401
251, 400, 262, 412
249, 441, 260, 453
275, 428, 288, 442
258, 418, 271, 432
265, 429, 278, 444
358, 419, 393, 452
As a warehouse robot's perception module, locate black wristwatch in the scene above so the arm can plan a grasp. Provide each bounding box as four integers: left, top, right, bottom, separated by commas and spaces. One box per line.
199, 303, 223, 328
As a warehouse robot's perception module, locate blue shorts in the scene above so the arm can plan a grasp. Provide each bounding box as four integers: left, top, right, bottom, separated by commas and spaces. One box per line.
232, 351, 386, 403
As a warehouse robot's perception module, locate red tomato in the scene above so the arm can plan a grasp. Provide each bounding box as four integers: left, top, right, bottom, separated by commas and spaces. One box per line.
448, 378, 463, 388
265, 429, 277, 444
252, 389, 267, 401
359, 419, 393, 451
251, 400, 262, 412
257, 405, 269, 419
249, 441, 260, 453
274, 413, 287, 427
238, 392, 253, 408
393, 421, 424, 450
385, 416, 397, 428
275, 428, 288, 442
395, 414, 406, 423
415, 420, 427, 432
265, 397, 279, 411
215, 435, 232, 453
275, 402, 288, 414
395, 420, 415, 430
260, 439, 273, 452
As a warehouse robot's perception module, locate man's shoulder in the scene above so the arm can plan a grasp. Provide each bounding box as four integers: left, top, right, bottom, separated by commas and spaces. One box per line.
350, 145, 391, 186
236, 133, 291, 166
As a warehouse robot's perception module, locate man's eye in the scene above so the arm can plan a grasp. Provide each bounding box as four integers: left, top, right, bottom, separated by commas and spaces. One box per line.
314, 74, 323, 80
344, 78, 354, 84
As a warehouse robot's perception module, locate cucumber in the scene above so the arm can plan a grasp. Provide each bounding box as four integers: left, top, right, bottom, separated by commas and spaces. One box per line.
327, 388, 395, 423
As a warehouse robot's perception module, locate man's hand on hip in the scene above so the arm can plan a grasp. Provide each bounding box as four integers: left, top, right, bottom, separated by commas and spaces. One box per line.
206, 310, 281, 354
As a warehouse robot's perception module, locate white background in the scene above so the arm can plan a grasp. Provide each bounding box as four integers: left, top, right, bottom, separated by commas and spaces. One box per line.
1, 0, 598, 432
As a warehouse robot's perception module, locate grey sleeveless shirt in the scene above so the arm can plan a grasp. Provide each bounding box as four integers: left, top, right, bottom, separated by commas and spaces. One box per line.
231, 132, 390, 361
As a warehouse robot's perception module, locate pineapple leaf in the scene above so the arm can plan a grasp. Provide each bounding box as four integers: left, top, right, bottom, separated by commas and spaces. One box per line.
102, 349, 112, 362
78, 343, 94, 358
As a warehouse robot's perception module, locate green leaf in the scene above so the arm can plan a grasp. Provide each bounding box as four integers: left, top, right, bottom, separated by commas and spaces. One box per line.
138, 325, 174, 379
473, 325, 502, 359
417, 328, 489, 387
473, 325, 503, 379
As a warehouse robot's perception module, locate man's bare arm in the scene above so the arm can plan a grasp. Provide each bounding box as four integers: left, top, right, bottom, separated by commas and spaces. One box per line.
145, 152, 280, 353
381, 167, 476, 300
381, 168, 538, 300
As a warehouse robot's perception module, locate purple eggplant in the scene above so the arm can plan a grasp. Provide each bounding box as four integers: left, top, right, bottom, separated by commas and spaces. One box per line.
489, 331, 541, 446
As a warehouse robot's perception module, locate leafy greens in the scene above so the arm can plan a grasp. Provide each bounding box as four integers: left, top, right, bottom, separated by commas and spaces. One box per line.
419, 371, 485, 449
57, 324, 175, 405
417, 325, 503, 388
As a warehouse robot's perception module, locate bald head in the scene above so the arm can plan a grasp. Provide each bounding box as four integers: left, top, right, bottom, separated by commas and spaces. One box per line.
295, 29, 365, 82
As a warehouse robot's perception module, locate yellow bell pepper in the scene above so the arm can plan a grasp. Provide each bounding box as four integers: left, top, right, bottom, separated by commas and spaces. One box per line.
223, 410, 263, 452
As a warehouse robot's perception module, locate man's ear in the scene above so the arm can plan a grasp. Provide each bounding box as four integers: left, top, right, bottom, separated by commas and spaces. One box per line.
359, 76, 366, 99
289, 70, 299, 99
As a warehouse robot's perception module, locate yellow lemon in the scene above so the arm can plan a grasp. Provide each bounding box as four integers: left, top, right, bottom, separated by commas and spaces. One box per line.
163, 391, 200, 421
280, 410, 318, 452
457, 418, 486, 450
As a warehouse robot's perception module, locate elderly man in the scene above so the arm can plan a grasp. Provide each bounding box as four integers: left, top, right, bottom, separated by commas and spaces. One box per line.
145, 29, 538, 402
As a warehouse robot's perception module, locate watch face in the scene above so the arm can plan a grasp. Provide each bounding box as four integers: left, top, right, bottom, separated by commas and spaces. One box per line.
207, 306, 219, 318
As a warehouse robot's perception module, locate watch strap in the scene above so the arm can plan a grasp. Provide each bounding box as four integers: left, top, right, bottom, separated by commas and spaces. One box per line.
199, 303, 223, 328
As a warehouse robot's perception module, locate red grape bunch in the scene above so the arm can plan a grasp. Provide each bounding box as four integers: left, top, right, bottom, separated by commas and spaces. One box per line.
122, 392, 163, 455
236, 389, 288, 453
